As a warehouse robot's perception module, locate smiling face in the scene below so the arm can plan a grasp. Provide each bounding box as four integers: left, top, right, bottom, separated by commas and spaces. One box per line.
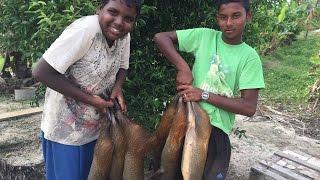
216, 2, 251, 45
98, 0, 137, 46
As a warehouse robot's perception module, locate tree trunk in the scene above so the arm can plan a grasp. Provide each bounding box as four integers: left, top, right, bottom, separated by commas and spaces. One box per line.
1, 51, 31, 79
12, 51, 30, 79
1, 52, 12, 78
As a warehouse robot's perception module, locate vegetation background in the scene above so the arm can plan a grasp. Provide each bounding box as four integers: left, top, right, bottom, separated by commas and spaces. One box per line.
0, 0, 319, 134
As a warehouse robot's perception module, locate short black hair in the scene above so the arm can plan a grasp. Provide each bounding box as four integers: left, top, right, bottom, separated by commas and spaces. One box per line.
100, 0, 142, 16
215, 0, 250, 12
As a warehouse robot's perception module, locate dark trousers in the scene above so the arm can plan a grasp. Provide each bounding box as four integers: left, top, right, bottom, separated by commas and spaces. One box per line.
203, 126, 231, 180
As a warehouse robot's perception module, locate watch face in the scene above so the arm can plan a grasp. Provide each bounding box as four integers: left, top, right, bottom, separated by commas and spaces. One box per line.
201, 91, 209, 100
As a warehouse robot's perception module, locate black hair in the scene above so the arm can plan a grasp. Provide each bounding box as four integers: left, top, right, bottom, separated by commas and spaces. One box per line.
100, 0, 142, 16
215, 0, 250, 12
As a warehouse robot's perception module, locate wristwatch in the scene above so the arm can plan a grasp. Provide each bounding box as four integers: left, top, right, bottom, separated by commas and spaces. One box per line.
201, 90, 209, 101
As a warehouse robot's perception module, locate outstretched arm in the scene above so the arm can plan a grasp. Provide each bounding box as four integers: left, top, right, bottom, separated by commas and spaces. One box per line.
32, 58, 113, 113
154, 31, 193, 86
177, 85, 259, 117
206, 89, 258, 117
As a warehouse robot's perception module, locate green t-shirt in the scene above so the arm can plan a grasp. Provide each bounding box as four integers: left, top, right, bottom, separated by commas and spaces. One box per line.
176, 28, 265, 134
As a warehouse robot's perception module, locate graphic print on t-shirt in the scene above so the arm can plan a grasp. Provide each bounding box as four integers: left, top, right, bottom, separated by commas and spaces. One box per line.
200, 54, 233, 98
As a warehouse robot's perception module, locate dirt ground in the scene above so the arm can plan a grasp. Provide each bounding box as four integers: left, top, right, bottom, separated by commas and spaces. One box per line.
0, 98, 319, 179
0, 94, 35, 114
0, 95, 43, 167
0, 114, 42, 166
228, 114, 320, 179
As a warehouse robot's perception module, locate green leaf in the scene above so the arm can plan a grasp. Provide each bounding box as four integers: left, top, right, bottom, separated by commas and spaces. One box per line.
278, 4, 288, 23
70, 5, 75, 13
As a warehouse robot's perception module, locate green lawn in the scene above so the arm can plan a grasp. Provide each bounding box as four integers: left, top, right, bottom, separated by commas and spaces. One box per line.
260, 33, 320, 111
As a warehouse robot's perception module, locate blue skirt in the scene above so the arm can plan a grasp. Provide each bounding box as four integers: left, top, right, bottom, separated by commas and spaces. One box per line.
42, 132, 97, 180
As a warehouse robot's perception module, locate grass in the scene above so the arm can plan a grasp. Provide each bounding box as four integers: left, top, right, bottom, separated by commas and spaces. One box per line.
260, 32, 320, 112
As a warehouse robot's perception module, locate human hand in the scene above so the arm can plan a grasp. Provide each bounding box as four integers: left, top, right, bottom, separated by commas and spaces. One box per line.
176, 69, 193, 87
177, 85, 202, 102
92, 95, 114, 114
111, 87, 127, 112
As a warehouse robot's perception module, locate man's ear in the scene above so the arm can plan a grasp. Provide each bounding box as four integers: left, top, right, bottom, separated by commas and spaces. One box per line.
96, 4, 104, 15
246, 11, 252, 22
96, 7, 101, 15
215, 13, 219, 22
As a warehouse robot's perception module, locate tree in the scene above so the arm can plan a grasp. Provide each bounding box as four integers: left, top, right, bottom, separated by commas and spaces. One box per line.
0, 0, 98, 78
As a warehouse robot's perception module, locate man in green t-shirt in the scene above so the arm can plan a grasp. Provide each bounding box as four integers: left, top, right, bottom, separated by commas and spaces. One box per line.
154, 0, 265, 179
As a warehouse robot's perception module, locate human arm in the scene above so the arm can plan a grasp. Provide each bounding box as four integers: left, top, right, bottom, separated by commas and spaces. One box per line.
110, 68, 127, 112
153, 31, 193, 86
32, 58, 113, 113
177, 85, 259, 117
